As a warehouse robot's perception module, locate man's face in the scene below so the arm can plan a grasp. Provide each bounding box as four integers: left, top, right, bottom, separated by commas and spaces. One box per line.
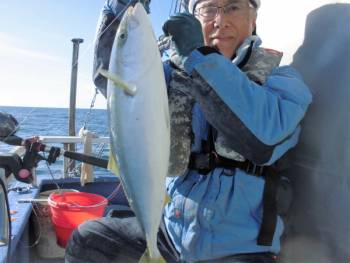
194, 0, 257, 59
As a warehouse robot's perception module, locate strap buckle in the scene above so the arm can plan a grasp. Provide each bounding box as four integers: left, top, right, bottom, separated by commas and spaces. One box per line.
189, 153, 212, 170
246, 162, 265, 176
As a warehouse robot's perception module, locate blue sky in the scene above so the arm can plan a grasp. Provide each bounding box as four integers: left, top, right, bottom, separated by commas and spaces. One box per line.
0, 0, 172, 109
0, 0, 340, 109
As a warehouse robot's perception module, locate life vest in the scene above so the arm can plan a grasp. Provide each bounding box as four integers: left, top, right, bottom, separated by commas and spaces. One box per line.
167, 45, 288, 246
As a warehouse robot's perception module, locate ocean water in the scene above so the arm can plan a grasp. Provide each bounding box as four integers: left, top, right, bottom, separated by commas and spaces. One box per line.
0, 106, 109, 139
0, 105, 112, 179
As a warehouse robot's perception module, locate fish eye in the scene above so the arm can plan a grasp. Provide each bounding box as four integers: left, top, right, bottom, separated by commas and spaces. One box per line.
120, 33, 126, 40
117, 30, 128, 48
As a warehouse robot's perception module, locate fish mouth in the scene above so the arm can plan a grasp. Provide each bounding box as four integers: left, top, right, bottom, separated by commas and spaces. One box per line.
124, 3, 144, 28
125, 4, 134, 16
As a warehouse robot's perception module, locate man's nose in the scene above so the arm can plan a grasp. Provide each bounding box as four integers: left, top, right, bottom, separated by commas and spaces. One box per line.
213, 8, 229, 28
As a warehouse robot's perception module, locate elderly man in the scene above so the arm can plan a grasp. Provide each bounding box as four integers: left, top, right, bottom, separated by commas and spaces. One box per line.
65, 0, 312, 262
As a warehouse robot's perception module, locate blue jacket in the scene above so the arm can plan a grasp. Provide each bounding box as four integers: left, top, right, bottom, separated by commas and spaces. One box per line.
163, 49, 312, 262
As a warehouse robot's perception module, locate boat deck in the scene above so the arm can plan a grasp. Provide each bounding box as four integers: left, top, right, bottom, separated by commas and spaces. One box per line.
1, 175, 127, 263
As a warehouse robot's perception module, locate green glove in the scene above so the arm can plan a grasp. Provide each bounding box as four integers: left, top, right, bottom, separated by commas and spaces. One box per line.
162, 13, 204, 67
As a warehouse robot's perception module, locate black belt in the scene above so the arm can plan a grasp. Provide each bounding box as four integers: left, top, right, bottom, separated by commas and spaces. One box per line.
188, 152, 278, 247
188, 152, 266, 176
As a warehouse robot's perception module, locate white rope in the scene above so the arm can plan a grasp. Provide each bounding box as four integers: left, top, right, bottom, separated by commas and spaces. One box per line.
79, 128, 99, 186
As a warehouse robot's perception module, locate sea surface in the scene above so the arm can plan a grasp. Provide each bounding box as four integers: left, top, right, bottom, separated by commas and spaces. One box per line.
0, 106, 112, 180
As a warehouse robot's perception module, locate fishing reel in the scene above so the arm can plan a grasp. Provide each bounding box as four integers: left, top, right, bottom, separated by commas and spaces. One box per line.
0, 112, 37, 183
0, 136, 61, 184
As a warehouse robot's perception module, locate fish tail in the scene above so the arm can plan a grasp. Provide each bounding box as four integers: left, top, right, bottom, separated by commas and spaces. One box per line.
139, 248, 166, 263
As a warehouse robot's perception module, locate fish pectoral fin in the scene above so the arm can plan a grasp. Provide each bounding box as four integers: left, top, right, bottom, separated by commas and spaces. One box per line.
108, 150, 120, 176
139, 249, 166, 263
98, 67, 137, 96
164, 193, 171, 206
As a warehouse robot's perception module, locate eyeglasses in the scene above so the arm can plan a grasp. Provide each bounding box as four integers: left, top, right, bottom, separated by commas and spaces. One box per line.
194, 0, 253, 21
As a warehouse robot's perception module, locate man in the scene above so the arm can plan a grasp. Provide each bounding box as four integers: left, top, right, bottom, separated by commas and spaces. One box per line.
65, 0, 312, 262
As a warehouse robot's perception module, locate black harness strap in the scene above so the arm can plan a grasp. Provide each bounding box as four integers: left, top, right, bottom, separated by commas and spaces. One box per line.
188, 127, 278, 246
189, 152, 278, 245
257, 166, 279, 246
188, 152, 266, 176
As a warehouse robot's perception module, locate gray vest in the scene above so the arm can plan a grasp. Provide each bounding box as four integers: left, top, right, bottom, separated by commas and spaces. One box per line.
167, 48, 282, 176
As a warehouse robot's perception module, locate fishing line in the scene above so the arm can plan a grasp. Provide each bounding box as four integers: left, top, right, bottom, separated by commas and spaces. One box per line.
0, 0, 121, 149
170, 0, 176, 16
71, 2, 133, 71
39, 2, 135, 120
16, 201, 41, 248
64, 182, 122, 209
2, 0, 162, 188
61, 181, 123, 209
95, 142, 107, 158
6, 3, 129, 144
106, 182, 122, 201
175, 0, 181, 13
78, 0, 171, 66
27, 202, 41, 248
43, 153, 63, 191
65, 2, 134, 167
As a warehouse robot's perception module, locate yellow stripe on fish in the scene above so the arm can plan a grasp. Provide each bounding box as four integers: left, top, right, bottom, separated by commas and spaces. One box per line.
107, 150, 120, 176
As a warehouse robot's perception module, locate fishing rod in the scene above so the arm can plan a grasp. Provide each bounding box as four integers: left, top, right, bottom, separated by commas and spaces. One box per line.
0, 135, 108, 185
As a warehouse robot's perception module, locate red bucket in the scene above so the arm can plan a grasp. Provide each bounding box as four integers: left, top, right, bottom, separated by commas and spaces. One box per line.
48, 191, 108, 247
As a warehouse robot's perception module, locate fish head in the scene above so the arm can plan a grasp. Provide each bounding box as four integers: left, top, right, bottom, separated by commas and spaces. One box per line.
114, 3, 155, 70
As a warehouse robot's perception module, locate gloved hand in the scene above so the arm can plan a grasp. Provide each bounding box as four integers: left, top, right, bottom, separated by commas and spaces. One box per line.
162, 13, 204, 68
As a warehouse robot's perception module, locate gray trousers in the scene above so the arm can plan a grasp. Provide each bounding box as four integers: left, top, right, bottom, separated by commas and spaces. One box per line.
65, 210, 276, 263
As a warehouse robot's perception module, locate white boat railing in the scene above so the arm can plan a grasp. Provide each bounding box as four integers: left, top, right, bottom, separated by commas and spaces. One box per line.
5, 136, 109, 182
38, 136, 109, 144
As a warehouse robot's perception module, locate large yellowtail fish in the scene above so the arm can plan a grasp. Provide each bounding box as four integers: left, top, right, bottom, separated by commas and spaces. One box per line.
99, 3, 169, 263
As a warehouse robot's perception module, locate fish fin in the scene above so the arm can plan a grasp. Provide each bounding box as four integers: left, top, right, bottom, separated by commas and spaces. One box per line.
164, 193, 171, 206
139, 249, 166, 263
98, 67, 137, 96
108, 150, 120, 176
